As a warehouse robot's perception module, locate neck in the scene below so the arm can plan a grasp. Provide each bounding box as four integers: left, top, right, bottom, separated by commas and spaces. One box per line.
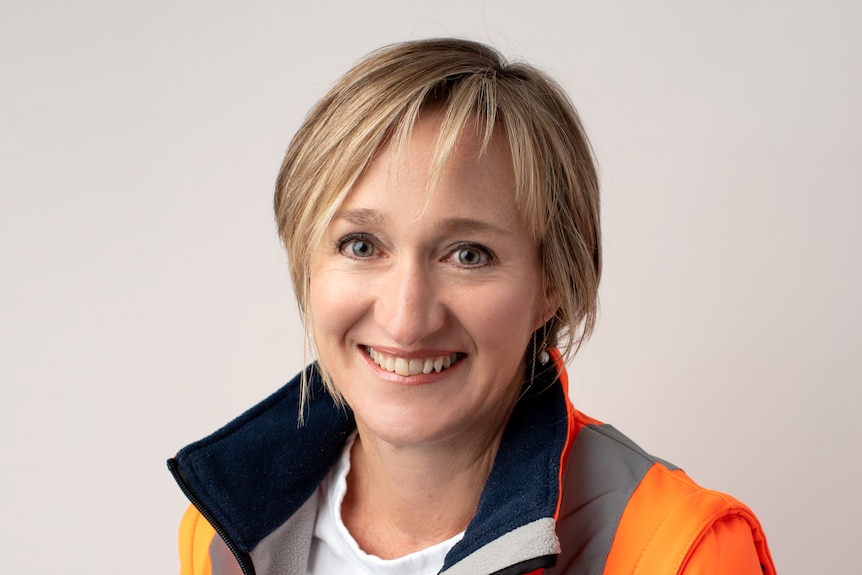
341, 419, 510, 559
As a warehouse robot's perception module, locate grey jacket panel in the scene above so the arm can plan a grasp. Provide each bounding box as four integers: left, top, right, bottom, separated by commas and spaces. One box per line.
547, 424, 656, 574
250, 493, 318, 575
442, 518, 558, 575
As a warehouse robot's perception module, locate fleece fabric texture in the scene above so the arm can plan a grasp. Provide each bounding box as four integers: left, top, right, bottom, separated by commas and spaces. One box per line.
170, 362, 568, 568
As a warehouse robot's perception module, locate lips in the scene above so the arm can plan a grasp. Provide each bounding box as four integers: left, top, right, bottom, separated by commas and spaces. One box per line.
366, 347, 461, 376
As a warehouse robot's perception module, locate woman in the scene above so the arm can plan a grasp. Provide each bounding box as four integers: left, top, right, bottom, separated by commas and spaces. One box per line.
168, 39, 776, 575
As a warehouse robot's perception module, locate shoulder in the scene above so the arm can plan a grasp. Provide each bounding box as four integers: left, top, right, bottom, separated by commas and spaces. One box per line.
554, 417, 775, 574
607, 463, 775, 574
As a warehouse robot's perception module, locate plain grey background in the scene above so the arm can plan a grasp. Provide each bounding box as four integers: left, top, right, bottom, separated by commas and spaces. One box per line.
2, 1, 860, 573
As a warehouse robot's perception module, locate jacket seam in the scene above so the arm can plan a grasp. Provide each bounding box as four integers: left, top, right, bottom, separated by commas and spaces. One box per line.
190, 511, 200, 575
631, 497, 676, 575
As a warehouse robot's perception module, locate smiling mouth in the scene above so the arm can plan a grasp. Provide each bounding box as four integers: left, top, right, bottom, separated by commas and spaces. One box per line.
366, 347, 462, 376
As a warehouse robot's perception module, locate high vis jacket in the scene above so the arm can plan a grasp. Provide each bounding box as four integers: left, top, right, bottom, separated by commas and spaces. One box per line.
168, 354, 776, 575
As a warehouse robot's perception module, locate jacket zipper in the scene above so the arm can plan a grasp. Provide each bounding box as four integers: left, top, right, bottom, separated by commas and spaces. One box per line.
168, 458, 257, 575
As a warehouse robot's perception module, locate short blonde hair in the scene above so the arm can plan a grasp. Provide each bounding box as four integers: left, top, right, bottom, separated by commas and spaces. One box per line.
275, 38, 601, 393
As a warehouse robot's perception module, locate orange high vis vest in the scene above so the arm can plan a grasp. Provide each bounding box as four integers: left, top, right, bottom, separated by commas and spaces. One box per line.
170, 357, 776, 575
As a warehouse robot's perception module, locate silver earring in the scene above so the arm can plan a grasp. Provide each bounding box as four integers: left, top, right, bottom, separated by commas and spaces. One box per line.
533, 323, 550, 366
539, 321, 550, 365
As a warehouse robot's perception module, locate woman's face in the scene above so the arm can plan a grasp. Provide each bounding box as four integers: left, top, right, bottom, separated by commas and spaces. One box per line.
309, 114, 553, 448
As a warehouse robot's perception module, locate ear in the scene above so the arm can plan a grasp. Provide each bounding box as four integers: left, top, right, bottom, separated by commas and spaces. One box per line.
533, 290, 560, 331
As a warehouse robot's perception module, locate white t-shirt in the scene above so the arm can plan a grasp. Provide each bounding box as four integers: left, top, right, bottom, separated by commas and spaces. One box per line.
305, 434, 465, 575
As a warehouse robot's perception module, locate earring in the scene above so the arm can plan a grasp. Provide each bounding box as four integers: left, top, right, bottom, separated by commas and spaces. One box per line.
533, 323, 550, 366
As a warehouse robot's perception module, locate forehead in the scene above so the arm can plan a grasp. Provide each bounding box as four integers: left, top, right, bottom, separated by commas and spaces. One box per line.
337, 112, 519, 224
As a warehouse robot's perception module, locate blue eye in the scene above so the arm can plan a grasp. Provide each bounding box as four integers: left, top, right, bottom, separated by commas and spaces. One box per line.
339, 236, 375, 258
452, 245, 492, 267
350, 240, 374, 257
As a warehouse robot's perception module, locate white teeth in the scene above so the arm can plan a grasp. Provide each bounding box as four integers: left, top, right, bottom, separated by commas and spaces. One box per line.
433, 357, 444, 372
409, 359, 423, 374
395, 357, 410, 376
367, 347, 460, 376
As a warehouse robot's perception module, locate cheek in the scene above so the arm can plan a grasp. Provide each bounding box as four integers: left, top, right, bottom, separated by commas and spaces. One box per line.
308, 270, 369, 349
459, 280, 541, 348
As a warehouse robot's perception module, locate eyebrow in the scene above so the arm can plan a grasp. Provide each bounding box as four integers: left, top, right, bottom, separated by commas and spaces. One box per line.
434, 216, 513, 237
333, 208, 386, 226
334, 208, 513, 237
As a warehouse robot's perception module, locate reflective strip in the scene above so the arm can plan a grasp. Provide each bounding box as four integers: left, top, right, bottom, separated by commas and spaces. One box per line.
179, 505, 216, 575
207, 494, 318, 575
247, 494, 318, 575
210, 535, 244, 575
549, 424, 664, 574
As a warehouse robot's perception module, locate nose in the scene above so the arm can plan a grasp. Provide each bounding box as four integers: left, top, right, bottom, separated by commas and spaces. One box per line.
374, 257, 445, 347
